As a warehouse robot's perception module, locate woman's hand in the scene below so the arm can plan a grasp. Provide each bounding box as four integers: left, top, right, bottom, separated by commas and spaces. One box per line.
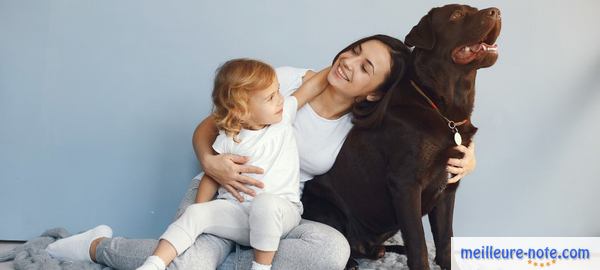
201, 153, 264, 202
446, 141, 476, 184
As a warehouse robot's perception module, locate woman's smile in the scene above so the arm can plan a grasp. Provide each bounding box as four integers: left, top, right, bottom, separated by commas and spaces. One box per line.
335, 64, 350, 82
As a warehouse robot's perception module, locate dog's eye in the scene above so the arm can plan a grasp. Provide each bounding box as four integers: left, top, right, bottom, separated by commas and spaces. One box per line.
450, 10, 464, 21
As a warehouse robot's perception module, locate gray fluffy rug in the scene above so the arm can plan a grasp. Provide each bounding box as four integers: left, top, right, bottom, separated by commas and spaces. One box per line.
0, 228, 111, 270
0, 229, 438, 270
357, 233, 440, 270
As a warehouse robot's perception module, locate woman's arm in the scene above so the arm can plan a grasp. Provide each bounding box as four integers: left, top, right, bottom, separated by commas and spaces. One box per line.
192, 116, 264, 202
192, 116, 218, 165
446, 141, 477, 183
292, 67, 330, 108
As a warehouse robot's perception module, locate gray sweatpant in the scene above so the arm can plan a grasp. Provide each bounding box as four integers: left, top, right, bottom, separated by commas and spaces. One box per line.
162, 194, 302, 255
94, 176, 350, 270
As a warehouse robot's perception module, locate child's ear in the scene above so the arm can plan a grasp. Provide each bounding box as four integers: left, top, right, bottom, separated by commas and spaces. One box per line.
366, 92, 383, 102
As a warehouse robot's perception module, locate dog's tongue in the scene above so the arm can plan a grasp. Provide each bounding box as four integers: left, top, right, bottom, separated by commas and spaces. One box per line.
453, 46, 477, 64
453, 43, 498, 64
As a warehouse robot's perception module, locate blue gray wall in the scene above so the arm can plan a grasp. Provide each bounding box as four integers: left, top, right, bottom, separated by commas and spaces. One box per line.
1, 0, 599, 240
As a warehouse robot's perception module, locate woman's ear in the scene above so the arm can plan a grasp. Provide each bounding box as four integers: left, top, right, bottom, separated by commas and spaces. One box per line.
366, 92, 383, 102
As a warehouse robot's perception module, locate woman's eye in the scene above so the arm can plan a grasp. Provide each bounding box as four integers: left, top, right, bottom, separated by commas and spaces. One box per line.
361, 65, 368, 73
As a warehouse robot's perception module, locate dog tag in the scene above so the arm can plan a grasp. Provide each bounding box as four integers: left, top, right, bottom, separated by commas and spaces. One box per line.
454, 132, 462, 146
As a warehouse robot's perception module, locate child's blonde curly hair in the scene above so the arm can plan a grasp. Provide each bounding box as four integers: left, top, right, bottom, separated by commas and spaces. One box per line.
212, 58, 276, 142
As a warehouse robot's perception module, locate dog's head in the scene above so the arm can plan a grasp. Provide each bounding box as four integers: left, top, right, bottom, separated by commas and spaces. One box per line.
405, 4, 501, 69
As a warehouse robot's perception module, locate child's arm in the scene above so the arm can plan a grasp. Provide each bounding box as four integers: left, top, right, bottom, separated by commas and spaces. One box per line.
292, 67, 330, 109
195, 174, 220, 203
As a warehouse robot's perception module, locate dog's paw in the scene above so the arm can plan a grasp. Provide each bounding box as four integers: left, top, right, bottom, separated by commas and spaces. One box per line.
435, 256, 451, 270
345, 258, 359, 270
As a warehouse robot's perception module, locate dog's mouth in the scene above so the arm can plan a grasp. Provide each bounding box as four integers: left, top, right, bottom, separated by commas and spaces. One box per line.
452, 23, 500, 65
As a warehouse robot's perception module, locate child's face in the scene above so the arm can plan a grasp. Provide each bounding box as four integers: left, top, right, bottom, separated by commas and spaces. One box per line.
246, 76, 284, 129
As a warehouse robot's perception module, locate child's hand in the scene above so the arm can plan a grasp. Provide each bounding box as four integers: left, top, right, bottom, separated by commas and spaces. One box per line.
293, 66, 331, 108
305, 66, 330, 90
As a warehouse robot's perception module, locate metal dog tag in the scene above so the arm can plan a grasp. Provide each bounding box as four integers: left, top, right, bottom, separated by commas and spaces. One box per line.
454, 132, 462, 146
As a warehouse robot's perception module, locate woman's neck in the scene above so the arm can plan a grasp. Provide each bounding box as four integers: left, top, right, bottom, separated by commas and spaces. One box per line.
309, 85, 354, 120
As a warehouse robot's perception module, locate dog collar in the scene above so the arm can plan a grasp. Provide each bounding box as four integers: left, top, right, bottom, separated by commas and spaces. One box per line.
410, 80, 468, 145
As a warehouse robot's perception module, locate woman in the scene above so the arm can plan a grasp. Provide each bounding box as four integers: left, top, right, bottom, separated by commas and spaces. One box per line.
47, 35, 476, 270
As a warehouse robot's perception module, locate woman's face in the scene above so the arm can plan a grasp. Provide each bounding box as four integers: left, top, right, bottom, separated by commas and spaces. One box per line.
327, 40, 392, 100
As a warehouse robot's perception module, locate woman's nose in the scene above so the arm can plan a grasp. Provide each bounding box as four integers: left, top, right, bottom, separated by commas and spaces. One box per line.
344, 55, 363, 69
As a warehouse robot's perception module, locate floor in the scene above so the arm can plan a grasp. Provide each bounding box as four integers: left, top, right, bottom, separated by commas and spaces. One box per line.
0, 242, 21, 270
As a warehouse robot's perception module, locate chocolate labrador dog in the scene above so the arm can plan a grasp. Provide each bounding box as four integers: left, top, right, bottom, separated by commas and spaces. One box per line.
301, 4, 501, 270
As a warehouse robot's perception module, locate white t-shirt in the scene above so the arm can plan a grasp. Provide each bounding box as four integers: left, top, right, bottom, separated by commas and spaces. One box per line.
212, 96, 300, 203
195, 66, 353, 196
276, 66, 353, 193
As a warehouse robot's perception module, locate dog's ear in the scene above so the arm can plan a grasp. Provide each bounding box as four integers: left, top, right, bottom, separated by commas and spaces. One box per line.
405, 10, 436, 50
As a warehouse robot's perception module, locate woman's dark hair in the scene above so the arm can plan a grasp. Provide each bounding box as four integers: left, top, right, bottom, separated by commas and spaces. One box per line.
332, 34, 411, 129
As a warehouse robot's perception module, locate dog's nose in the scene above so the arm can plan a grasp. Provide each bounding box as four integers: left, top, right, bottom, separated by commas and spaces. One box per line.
484, 7, 501, 19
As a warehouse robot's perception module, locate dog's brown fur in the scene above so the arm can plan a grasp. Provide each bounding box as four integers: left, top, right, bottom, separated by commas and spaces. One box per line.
301, 4, 501, 269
